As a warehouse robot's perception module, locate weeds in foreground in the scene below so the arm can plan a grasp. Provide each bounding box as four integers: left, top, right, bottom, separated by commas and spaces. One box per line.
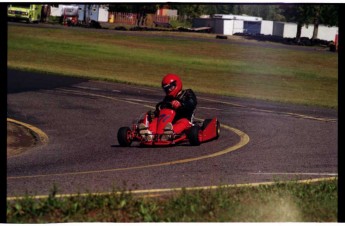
7, 179, 337, 223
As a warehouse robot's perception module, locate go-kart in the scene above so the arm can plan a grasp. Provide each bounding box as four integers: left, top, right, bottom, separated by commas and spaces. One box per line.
117, 101, 220, 147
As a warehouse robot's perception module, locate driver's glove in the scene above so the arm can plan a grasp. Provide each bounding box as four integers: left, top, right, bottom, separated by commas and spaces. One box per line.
171, 100, 182, 109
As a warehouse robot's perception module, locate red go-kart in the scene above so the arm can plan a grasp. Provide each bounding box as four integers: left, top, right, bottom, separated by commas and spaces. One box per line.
117, 101, 220, 146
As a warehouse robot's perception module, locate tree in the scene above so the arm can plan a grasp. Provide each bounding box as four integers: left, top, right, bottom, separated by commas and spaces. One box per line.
237, 4, 284, 20
108, 4, 157, 13
280, 5, 313, 42
280, 4, 338, 41
310, 5, 338, 40
170, 4, 209, 19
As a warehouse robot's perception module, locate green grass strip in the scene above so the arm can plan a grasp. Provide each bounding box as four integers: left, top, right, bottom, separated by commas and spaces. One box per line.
8, 24, 338, 108
7, 179, 337, 222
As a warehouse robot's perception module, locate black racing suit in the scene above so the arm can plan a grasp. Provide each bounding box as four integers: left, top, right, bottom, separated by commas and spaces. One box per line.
162, 89, 197, 123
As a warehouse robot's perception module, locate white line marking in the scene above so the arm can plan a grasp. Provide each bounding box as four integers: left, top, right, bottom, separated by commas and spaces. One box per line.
249, 172, 338, 176
7, 177, 337, 201
123, 98, 156, 103
198, 106, 222, 110
199, 97, 337, 122
72, 85, 121, 93
72, 85, 102, 91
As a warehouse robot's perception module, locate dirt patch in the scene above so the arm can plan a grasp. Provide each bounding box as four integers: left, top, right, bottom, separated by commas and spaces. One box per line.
7, 121, 37, 157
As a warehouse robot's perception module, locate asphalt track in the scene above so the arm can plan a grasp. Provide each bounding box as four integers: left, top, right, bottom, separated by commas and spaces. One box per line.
7, 69, 337, 198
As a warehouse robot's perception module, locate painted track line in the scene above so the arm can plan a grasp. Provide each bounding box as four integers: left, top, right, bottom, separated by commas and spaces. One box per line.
7, 86, 336, 200
7, 118, 49, 144
8, 88, 250, 180
91, 84, 336, 122
249, 172, 338, 176
7, 177, 337, 201
199, 97, 337, 122
7, 123, 249, 180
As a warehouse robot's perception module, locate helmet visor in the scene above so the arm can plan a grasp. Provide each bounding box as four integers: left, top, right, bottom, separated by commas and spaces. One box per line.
162, 81, 176, 94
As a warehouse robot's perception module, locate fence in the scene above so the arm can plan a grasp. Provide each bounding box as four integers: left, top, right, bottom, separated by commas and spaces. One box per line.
152, 15, 169, 23
108, 12, 137, 25
108, 12, 181, 26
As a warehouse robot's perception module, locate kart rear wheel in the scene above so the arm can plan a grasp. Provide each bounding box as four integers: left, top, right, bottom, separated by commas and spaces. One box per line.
117, 127, 132, 147
188, 125, 201, 146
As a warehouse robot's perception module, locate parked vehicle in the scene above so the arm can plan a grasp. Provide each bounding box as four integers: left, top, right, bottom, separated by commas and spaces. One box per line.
62, 5, 79, 26
8, 4, 42, 23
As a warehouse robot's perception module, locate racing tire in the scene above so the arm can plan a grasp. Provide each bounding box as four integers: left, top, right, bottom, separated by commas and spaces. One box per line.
215, 120, 220, 139
188, 125, 201, 146
117, 127, 132, 147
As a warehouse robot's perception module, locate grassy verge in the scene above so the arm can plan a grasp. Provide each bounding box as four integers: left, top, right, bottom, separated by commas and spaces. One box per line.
7, 179, 337, 222
8, 24, 338, 108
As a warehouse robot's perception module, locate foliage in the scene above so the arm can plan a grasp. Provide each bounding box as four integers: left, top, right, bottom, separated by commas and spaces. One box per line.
231, 4, 284, 21
107, 4, 338, 27
7, 179, 337, 222
108, 4, 158, 14
279, 4, 339, 40
105, 4, 338, 37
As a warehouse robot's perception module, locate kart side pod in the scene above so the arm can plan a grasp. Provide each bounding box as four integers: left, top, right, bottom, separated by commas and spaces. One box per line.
199, 118, 220, 143
188, 118, 220, 146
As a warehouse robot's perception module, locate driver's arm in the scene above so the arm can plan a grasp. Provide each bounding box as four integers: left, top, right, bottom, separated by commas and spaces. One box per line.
180, 89, 197, 111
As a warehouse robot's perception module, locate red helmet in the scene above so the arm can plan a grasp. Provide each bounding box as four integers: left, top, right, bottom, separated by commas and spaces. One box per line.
162, 74, 182, 97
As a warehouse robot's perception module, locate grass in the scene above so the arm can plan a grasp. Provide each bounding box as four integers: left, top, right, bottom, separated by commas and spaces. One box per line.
8, 24, 338, 108
7, 179, 337, 222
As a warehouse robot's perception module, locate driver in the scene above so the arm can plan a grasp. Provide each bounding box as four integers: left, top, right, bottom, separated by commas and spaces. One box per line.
139, 73, 197, 140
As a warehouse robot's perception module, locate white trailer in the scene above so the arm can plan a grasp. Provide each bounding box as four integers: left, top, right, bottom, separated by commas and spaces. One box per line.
223, 20, 244, 35
316, 25, 338, 41
273, 21, 338, 41
301, 24, 314, 39
193, 15, 338, 42
260, 20, 274, 35
50, 4, 78, 17
90, 5, 108, 22
193, 14, 260, 35
213, 14, 262, 21
300, 24, 338, 41
273, 22, 297, 38
78, 5, 109, 22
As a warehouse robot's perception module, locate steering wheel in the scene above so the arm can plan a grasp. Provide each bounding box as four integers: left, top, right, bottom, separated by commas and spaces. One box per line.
156, 101, 173, 111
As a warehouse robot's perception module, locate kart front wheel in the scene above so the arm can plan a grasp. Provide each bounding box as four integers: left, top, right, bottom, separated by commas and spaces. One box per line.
117, 127, 132, 147
188, 125, 201, 146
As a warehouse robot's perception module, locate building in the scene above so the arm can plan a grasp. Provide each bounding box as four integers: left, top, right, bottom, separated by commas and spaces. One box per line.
50, 5, 78, 17
260, 20, 274, 35
193, 14, 262, 35
193, 14, 338, 42
272, 22, 338, 41
78, 5, 109, 23
50, 4, 109, 22
156, 5, 177, 17
272, 22, 297, 38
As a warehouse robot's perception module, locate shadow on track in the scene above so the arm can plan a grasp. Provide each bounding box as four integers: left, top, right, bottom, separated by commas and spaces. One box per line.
8, 69, 89, 94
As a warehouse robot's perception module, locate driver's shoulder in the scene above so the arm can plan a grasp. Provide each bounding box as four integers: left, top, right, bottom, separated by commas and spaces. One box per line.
180, 89, 194, 96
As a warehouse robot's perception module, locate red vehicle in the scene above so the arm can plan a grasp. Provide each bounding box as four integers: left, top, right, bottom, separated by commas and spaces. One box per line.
117, 101, 220, 147
62, 5, 78, 26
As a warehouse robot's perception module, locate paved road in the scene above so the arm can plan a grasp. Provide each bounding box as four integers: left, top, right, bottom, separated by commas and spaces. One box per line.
7, 70, 337, 197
